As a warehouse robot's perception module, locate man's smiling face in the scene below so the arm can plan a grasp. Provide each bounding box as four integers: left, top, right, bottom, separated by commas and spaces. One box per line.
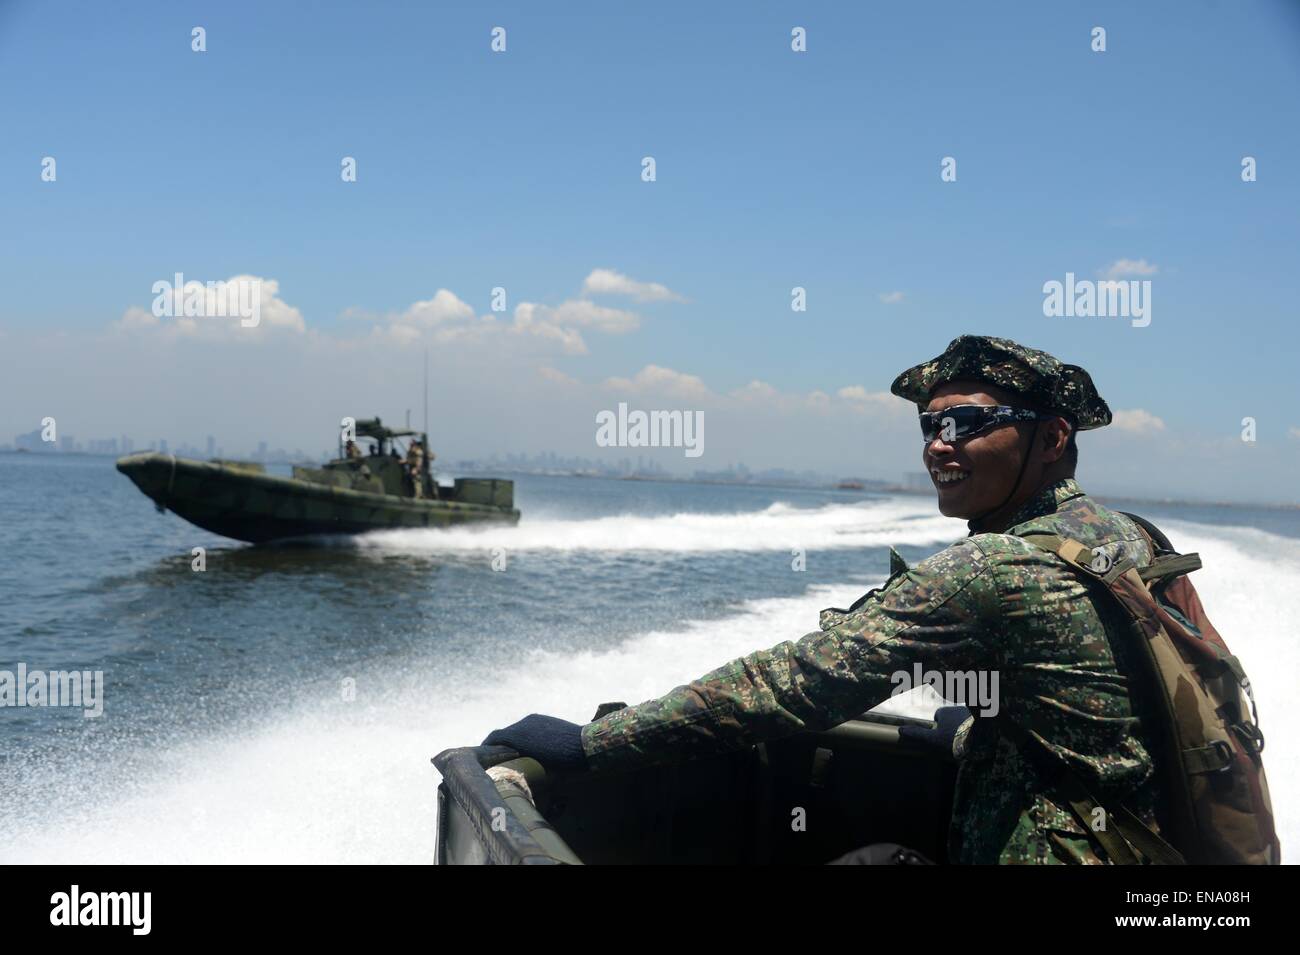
923, 380, 1038, 520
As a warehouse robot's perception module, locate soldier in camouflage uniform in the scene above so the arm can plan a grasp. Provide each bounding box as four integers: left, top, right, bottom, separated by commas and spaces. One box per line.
405, 439, 426, 499
486, 335, 1165, 864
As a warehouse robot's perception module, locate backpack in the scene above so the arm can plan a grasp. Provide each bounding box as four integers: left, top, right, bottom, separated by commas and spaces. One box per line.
1019, 512, 1280, 865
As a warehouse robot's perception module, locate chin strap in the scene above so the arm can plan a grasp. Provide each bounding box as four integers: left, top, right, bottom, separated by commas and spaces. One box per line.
969, 423, 1038, 531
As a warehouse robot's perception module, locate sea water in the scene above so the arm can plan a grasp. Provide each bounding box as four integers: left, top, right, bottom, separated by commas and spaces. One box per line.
1, 453, 1295, 863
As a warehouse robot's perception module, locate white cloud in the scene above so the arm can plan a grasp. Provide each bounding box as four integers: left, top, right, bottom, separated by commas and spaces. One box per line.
368, 303, 499, 347
1288, 427, 1300, 440
118, 306, 160, 330
306, 278, 645, 357
837, 385, 878, 401
581, 268, 685, 303
398, 289, 476, 326
532, 298, 640, 333
595, 374, 906, 418
511, 313, 588, 354
509, 298, 641, 355
356, 289, 485, 342
1111, 408, 1166, 434
538, 366, 580, 387
113, 275, 305, 341
1100, 258, 1159, 279
376, 323, 424, 346
110, 265, 666, 370
114, 270, 650, 363
603, 364, 711, 400
836, 385, 910, 416
730, 380, 779, 402
728, 380, 893, 416
878, 291, 906, 305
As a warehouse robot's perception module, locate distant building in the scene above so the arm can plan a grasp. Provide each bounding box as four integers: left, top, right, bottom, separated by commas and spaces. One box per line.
14, 428, 53, 452
905, 472, 931, 491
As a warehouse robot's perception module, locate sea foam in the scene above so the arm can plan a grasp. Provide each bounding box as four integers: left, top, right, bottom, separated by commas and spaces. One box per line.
356, 497, 966, 554
2, 501, 1295, 864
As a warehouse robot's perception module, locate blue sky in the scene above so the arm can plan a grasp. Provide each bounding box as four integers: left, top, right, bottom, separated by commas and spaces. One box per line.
2, 1, 1299, 502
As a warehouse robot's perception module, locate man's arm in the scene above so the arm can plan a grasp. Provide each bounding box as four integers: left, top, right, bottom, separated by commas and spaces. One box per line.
582, 539, 1002, 769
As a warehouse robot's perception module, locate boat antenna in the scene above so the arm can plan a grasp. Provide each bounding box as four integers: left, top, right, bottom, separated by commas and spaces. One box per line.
423, 346, 429, 441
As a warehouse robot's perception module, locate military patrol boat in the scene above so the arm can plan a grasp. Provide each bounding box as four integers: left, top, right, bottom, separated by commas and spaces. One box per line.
116, 417, 519, 543
433, 708, 955, 865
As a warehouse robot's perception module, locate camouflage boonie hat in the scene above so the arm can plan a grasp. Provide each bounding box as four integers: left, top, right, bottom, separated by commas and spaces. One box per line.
890, 335, 1112, 430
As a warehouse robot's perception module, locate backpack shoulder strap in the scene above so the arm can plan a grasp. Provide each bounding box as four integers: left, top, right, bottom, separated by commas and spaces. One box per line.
1116, 512, 1205, 581
1000, 718, 1186, 865
1013, 530, 1190, 865
1020, 528, 1202, 586
1018, 531, 1139, 586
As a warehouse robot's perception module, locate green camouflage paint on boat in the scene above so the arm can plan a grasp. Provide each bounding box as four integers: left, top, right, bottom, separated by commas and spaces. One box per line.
116, 417, 519, 543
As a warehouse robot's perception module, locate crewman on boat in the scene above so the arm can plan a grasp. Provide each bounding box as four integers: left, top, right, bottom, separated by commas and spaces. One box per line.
406, 439, 426, 499
483, 335, 1189, 865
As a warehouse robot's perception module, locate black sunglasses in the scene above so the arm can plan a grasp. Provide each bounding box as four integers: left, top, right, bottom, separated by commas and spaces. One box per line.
918, 404, 1055, 443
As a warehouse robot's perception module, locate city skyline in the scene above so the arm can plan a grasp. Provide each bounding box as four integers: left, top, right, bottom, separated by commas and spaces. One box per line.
11, 430, 1300, 510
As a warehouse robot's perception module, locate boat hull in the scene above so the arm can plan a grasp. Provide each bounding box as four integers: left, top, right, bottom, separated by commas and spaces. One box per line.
116, 452, 519, 543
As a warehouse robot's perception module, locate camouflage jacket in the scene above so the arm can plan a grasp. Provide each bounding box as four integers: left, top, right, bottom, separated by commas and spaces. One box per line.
581, 478, 1163, 864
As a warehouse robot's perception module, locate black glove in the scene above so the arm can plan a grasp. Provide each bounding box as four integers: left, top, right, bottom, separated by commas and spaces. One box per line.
481, 714, 587, 771
897, 706, 975, 760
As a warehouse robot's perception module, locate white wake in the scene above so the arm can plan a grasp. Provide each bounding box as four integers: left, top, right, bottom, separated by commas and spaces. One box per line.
2, 504, 1296, 864
355, 497, 967, 554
